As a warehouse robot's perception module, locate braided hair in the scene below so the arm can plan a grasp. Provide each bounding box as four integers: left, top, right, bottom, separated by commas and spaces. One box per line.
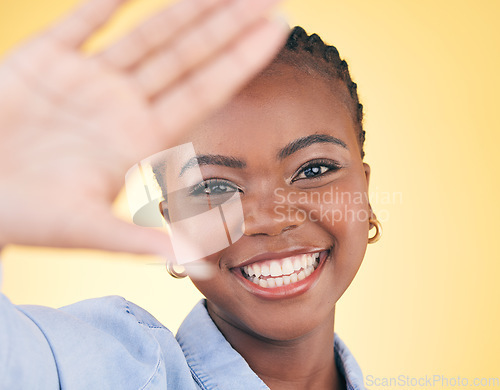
272, 26, 365, 159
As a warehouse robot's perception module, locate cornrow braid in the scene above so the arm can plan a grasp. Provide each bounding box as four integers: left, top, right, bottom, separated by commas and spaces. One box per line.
276, 26, 366, 158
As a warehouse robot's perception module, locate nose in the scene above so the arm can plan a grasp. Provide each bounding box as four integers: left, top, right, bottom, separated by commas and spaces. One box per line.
242, 190, 303, 236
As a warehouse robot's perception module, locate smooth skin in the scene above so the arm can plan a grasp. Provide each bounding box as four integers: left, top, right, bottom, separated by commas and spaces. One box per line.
174, 63, 374, 389
0, 0, 288, 254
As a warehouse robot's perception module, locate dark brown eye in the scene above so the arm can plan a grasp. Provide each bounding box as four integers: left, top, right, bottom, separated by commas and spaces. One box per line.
301, 165, 329, 178
293, 159, 342, 182
189, 179, 240, 196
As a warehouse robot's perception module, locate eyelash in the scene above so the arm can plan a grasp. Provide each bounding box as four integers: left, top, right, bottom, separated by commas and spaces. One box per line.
292, 159, 343, 182
189, 178, 241, 196
189, 159, 343, 195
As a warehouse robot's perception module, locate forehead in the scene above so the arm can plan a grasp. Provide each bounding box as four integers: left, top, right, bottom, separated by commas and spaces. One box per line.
178, 64, 358, 154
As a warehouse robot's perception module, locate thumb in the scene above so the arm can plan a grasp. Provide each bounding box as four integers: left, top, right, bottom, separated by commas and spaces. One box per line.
62, 210, 176, 257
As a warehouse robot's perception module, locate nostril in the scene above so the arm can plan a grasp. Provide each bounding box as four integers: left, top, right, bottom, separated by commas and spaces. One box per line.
281, 225, 298, 233
241, 202, 302, 236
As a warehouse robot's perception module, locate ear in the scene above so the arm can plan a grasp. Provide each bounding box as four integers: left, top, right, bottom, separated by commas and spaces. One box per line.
363, 162, 371, 188
158, 201, 170, 223
363, 163, 376, 221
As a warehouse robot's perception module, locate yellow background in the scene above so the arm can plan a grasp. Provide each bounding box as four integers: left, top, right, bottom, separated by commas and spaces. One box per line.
1, 0, 499, 388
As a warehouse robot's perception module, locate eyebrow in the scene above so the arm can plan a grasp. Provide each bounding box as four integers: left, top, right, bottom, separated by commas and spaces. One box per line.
277, 134, 348, 160
179, 154, 246, 176
179, 134, 347, 176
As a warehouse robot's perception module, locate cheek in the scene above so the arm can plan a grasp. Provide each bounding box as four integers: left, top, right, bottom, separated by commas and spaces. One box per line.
304, 172, 370, 235
188, 266, 230, 314
302, 173, 370, 290
187, 252, 241, 307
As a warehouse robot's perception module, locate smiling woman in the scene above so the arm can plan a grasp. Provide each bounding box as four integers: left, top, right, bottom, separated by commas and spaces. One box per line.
0, 0, 380, 384
129, 26, 378, 389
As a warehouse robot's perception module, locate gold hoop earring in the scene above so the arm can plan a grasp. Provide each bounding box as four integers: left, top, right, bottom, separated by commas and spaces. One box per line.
166, 262, 187, 279
368, 218, 382, 244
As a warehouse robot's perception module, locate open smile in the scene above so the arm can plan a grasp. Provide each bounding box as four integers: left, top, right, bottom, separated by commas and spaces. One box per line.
231, 249, 330, 300
241, 252, 321, 288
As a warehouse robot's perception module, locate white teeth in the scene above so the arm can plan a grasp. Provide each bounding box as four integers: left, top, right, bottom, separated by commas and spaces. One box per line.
269, 261, 282, 277
282, 258, 295, 275
301, 255, 308, 269
241, 251, 325, 288
292, 257, 302, 272
253, 263, 261, 277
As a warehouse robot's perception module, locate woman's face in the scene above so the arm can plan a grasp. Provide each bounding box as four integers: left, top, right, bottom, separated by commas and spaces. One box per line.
174, 63, 372, 341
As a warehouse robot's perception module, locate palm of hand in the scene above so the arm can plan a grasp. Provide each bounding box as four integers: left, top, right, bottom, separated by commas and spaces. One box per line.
1, 37, 158, 193
0, 0, 287, 253
0, 38, 162, 250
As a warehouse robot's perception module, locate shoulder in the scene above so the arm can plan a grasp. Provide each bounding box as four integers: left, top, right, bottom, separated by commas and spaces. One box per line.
17, 296, 184, 389
58, 295, 169, 330
19, 295, 172, 339
18, 295, 178, 365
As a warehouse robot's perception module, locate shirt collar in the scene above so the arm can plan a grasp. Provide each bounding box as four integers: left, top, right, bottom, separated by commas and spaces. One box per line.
334, 332, 366, 390
176, 299, 365, 390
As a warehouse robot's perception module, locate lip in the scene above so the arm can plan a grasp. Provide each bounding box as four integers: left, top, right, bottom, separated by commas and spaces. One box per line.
231, 249, 330, 300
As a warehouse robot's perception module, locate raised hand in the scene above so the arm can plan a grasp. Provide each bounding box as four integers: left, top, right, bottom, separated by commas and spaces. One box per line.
0, 0, 287, 255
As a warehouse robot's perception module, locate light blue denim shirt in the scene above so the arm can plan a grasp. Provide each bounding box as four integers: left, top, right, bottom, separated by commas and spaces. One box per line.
0, 291, 366, 389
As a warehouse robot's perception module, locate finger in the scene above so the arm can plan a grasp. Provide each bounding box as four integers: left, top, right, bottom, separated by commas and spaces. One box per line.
132, 0, 282, 98
97, 0, 228, 70
153, 18, 289, 141
48, 0, 128, 48
61, 210, 177, 257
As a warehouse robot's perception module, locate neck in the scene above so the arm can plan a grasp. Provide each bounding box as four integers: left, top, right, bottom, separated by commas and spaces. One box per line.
208, 304, 346, 390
